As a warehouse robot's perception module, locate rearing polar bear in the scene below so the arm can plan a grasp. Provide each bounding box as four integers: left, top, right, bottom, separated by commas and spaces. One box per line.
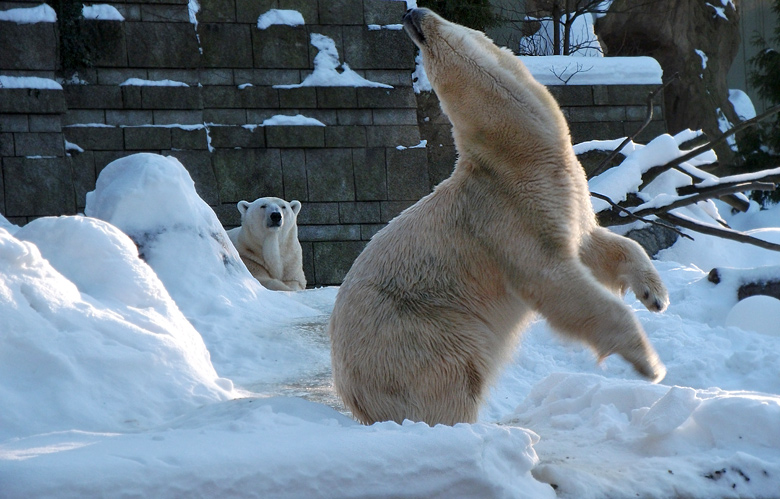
329, 8, 669, 426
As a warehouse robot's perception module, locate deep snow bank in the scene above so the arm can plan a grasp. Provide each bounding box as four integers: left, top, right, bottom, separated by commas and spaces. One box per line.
0, 217, 234, 440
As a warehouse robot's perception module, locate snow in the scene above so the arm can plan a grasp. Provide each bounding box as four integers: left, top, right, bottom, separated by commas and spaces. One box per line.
413, 53, 661, 88
396, 139, 427, 150
725, 295, 780, 336
261, 114, 325, 127
0, 75, 62, 90
519, 56, 663, 85
730, 88, 758, 120
0, 3, 56, 23
706, 2, 730, 20
587, 131, 717, 212
3, 132, 780, 495
82, 4, 124, 21
412, 51, 432, 93
274, 33, 393, 89
368, 24, 404, 30
694, 48, 708, 75
119, 78, 189, 87
256, 9, 305, 30
187, 0, 199, 27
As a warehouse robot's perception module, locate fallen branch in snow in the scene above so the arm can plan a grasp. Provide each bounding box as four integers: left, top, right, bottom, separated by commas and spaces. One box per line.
588, 74, 679, 179
658, 212, 780, 252
629, 181, 777, 222
590, 192, 693, 239
708, 266, 780, 301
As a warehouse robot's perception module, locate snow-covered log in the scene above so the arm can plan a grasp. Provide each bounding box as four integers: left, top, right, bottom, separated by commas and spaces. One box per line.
708, 266, 780, 301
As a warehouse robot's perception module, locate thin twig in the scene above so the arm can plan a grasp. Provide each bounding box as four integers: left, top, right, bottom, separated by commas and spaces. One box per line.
590, 191, 694, 239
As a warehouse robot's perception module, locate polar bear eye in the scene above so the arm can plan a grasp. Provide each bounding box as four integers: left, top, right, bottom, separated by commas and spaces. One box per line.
260, 204, 267, 209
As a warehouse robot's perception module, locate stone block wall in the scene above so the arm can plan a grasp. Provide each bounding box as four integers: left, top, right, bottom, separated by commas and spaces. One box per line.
1, 0, 666, 286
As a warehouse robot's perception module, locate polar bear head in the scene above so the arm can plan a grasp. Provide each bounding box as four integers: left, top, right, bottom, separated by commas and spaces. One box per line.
402, 8, 568, 153
237, 197, 301, 237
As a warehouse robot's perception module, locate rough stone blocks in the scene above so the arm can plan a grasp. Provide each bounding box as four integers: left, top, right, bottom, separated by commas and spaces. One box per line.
2, 157, 76, 217
212, 148, 283, 202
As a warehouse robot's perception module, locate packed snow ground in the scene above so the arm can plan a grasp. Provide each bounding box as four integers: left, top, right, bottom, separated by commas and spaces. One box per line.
2, 145, 780, 497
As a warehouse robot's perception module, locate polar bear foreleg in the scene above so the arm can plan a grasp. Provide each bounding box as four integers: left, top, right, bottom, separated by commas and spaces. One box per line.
524, 262, 667, 382
579, 227, 669, 312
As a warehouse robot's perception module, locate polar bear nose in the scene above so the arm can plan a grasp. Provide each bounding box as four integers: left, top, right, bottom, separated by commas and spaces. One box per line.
270, 212, 282, 225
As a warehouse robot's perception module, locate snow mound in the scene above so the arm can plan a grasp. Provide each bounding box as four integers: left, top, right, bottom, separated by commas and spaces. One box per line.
84, 153, 321, 385
0, 218, 233, 441
726, 295, 780, 336
506, 373, 780, 499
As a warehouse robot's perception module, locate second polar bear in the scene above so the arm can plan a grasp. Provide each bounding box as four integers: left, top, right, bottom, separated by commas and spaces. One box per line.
227, 197, 306, 292
328, 8, 669, 426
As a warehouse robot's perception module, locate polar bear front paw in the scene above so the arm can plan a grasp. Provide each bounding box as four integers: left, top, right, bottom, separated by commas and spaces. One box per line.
631, 272, 669, 313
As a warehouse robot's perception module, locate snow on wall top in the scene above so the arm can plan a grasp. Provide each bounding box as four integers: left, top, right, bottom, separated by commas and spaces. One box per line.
519, 56, 663, 86
0, 3, 56, 23
82, 4, 125, 21
0, 75, 63, 90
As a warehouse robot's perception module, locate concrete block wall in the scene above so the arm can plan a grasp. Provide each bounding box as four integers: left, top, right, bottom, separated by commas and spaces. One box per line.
1, 0, 666, 286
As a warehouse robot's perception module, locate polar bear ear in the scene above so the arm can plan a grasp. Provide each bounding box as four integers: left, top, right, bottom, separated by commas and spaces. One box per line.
237, 200, 251, 216
289, 200, 302, 216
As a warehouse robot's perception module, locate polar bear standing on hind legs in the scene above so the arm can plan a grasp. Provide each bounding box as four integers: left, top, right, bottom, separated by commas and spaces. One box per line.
328, 8, 669, 426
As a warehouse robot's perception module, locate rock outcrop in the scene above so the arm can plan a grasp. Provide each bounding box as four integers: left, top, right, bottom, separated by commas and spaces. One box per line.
596, 0, 741, 172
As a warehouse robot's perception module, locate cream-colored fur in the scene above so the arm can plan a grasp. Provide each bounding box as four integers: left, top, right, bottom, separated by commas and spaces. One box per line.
328, 8, 669, 426
227, 197, 305, 292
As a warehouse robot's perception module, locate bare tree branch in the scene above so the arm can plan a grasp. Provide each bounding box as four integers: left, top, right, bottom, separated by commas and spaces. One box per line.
676, 169, 780, 195
658, 212, 780, 252
629, 181, 777, 220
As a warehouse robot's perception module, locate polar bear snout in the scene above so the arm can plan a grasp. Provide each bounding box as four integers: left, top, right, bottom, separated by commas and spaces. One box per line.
267, 210, 282, 228
403, 8, 429, 45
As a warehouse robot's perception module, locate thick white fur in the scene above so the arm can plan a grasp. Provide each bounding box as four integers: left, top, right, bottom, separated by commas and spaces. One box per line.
328, 9, 668, 426
227, 197, 306, 292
